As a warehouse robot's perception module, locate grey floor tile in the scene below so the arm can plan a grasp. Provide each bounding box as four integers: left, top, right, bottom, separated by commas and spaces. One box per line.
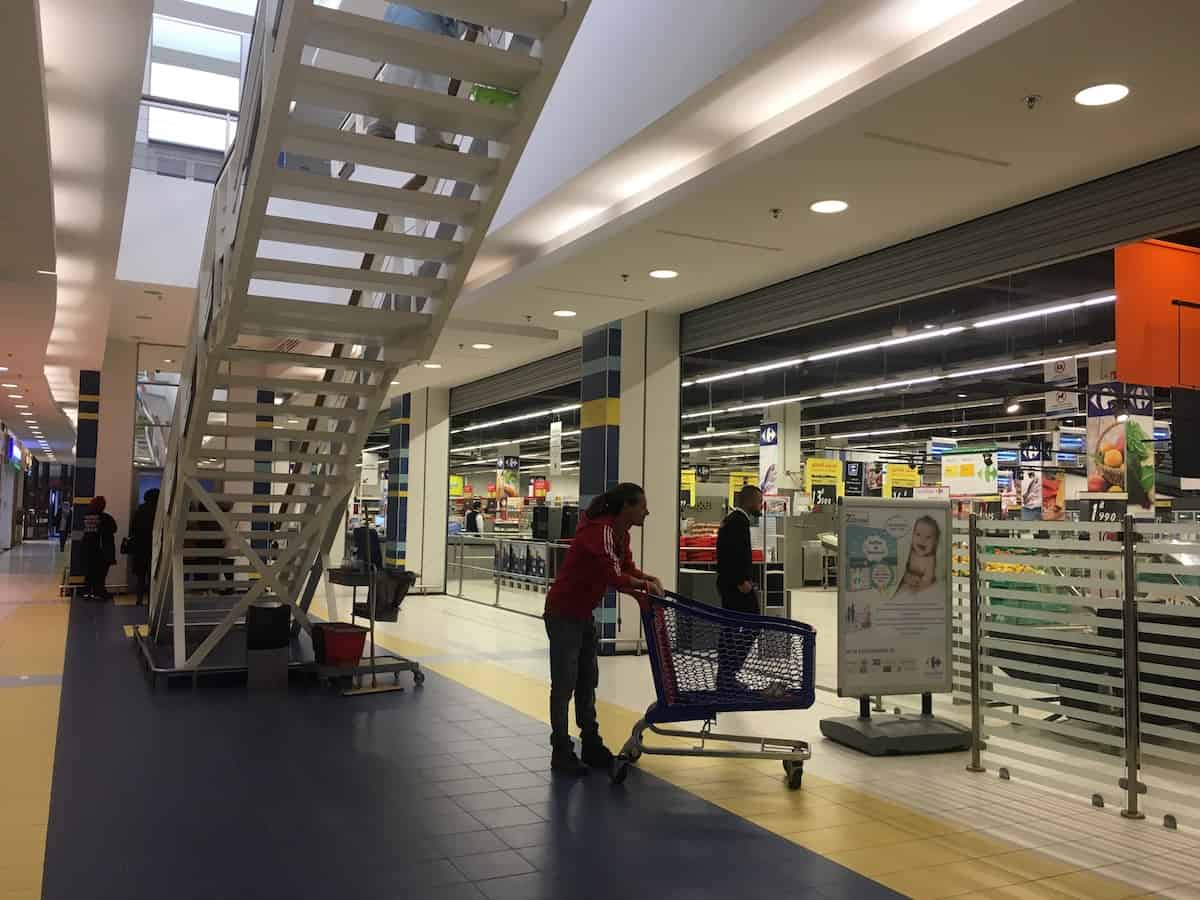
453, 790, 523, 813
470, 761, 530, 778
423, 811, 488, 837
419, 765, 482, 783
438, 776, 502, 797
514, 845, 562, 872
502, 784, 557, 805
472, 806, 545, 830
475, 871, 561, 900
451, 849, 536, 882
391, 858, 468, 889
486, 772, 547, 792
493, 822, 560, 850
420, 884, 486, 900
429, 829, 511, 859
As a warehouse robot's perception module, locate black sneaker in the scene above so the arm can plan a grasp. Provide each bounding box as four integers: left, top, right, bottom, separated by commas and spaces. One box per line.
550, 746, 590, 776
580, 741, 615, 770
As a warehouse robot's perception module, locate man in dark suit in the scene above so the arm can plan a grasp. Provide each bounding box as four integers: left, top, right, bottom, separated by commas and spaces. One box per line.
715, 484, 763, 691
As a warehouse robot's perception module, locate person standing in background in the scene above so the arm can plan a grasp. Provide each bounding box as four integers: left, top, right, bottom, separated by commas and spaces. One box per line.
464, 500, 483, 535
57, 500, 71, 551
128, 488, 160, 605
81, 497, 117, 601
715, 484, 763, 691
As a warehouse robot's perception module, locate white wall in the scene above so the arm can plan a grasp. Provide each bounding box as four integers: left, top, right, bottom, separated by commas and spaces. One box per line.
95, 339, 138, 584
115, 169, 213, 287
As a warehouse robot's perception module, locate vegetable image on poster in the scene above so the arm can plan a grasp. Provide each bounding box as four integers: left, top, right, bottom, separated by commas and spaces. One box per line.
1087, 384, 1155, 518
838, 498, 953, 698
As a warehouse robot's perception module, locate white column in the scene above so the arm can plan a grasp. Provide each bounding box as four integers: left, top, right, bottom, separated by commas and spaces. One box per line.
405, 387, 450, 592
764, 401, 805, 493
96, 339, 137, 587
619, 311, 680, 640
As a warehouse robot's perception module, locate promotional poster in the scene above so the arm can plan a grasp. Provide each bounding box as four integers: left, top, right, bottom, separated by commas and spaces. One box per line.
1087, 383, 1155, 518
843, 461, 865, 497
941, 449, 999, 496
882, 464, 920, 498
838, 498, 953, 697
804, 457, 842, 503
496, 454, 521, 522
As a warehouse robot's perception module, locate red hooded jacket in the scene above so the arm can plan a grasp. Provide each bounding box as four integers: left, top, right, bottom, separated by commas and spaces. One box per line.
544, 514, 646, 621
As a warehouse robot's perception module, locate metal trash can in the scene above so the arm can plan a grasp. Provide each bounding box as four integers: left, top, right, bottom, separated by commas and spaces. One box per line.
246, 602, 291, 690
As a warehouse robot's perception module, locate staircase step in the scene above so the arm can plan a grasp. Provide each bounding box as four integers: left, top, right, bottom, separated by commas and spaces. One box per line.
187, 512, 313, 523
193, 470, 345, 485
261, 212, 465, 262
277, 128, 495, 187
182, 530, 300, 540
182, 564, 262, 575
199, 493, 329, 504
212, 373, 379, 396
200, 425, 360, 443
220, 346, 388, 371
196, 448, 352, 464
208, 400, 363, 420
307, 6, 540, 91
270, 168, 479, 225
397, 0, 565, 38
182, 547, 289, 559
292, 64, 519, 141
251, 259, 446, 299
237, 295, 432, 345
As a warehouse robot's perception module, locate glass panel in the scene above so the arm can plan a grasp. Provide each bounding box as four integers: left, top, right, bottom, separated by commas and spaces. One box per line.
152, 15, 242, 63
186, 0, 257, 15
147, 107, 235, 151
150, 62, 240, 111
137, 383, 179, 429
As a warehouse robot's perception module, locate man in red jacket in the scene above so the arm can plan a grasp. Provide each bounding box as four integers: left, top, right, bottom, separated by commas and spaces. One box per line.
544, 483, 663, 774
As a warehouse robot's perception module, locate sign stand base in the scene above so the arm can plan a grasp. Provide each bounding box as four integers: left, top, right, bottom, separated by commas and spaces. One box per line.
820, 694, 970, 757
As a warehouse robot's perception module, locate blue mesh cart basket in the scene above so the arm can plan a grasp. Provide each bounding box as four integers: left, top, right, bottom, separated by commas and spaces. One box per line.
612, 591, 815, 790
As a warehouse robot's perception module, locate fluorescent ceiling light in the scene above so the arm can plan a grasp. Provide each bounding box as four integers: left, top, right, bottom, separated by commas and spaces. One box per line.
0, 384, 16, 389
682, 427, 759, 442
471, 343, 493, 350
648, 269, 678, 279
36, 269, 56, 276
452, 429, 582, 454
553, 310, 577, 318
8, 394, 23, 399
972, 294, 1114, 328
422, 363, 442, 369
809, 200, 848, 214
1074, 84, 1129, 106
453, 403, 581, 434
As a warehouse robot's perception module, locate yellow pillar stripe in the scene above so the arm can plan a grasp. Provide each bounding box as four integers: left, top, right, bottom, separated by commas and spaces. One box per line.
389, 417, 411, 426
388, 490, 408, 498
77, 412, 99, 421
580, 397, 620, 429
78, 393, 100, 401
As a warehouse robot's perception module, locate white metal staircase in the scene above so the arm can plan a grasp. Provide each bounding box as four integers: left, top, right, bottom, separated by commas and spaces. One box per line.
147, 0, 586, 669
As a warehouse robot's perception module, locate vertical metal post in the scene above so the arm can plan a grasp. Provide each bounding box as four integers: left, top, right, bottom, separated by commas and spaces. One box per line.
859, 696, 871, 720
1121, 514, 1144, 819
457, 538, 464, 598
967, 513, 985, 773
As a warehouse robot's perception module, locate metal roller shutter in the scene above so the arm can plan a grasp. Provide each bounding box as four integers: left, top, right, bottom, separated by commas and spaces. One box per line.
681, 145, 1200, 354
449, 348, 580, 415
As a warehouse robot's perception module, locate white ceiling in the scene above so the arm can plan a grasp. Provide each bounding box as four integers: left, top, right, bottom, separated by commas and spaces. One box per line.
402, 0, 1200, 396
0, 1, 61, 459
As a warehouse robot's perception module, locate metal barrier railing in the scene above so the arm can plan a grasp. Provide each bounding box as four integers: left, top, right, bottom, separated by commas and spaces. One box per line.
959, 514, 1200, 830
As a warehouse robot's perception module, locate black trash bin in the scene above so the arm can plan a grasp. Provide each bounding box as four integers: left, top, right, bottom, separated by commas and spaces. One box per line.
246, 602, 291, 689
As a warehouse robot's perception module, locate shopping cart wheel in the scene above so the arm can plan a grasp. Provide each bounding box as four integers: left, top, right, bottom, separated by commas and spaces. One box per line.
783, 760, 804, 791
611, 756, 631, 785
413, 670, 426, 687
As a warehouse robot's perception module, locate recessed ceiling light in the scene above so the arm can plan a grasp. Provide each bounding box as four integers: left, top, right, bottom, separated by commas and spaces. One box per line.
648, 269, 678, 279
1006, 401, 1022, 414
8, 394, 22, 399
422, 362, 442, 369
957, 393, 967, 399
809, 200, 849, 214
20, 412, 33, 416
0, 367, 7, 372
15, 404, 30, 409
1074, 83, 1129, 106
471, 343, 493, 350
163, 358, 174, 363
553, 310, 577, 318
1, 383, 16, 388
36, 269, 56, 276
273, 398, 284, 405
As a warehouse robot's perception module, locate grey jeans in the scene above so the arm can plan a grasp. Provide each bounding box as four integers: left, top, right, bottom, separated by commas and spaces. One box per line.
368, 5, 459, 145
544, 615, 600, 750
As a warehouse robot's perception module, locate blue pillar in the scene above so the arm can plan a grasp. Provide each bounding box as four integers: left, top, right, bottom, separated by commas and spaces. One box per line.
386, 393, 410, 569
68, 370, 101, 590
579, 323, 621, 651
252, 389, 274, 551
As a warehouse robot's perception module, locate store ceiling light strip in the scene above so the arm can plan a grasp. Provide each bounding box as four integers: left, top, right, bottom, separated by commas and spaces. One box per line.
682, 292, 1114, 387
451, 429, 582, 454
452, 403, 581, 435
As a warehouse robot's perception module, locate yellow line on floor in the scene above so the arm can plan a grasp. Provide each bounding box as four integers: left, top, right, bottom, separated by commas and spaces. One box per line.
0, 565, 68, 899
350, 620, 1146, 900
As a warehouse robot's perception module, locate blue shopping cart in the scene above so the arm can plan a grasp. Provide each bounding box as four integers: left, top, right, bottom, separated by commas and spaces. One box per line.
612, 591, 816, 789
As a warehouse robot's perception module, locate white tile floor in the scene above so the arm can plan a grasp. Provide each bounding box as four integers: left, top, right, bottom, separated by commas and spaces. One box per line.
341, 583, 1200, 897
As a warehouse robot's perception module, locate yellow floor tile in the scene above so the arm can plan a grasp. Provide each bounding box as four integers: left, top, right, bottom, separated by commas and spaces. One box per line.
827, 837, 970, 877
786, 820, 925, 854
884, 812, 973, 838
931, 829, 1019, 859
1036, 870, 1144, 900
716, 791, 838, 817
0, 606, 69, 676
753, 804, 877, 833
877, 858, 1026, 900
839, 797, 918, 819
984, 848, 1083, 881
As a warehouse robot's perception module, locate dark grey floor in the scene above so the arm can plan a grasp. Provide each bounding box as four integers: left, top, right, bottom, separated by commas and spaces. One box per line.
42, 600, 902, 900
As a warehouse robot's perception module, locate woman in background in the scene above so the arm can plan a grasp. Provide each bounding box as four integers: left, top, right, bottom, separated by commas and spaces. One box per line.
129, 488, 160, 605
